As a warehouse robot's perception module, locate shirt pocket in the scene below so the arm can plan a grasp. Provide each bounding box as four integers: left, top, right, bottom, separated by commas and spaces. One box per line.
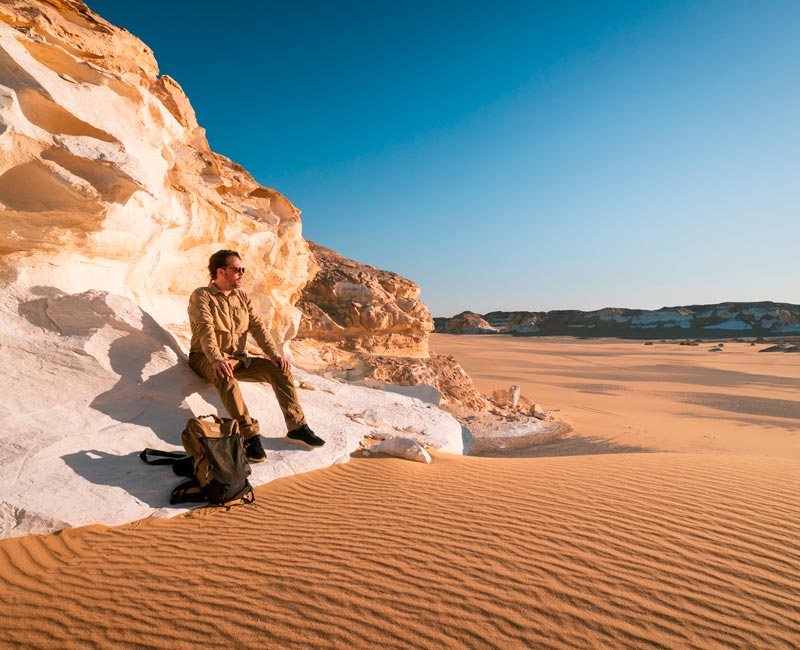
230, 304, 249, 334
209, 302, 230, 332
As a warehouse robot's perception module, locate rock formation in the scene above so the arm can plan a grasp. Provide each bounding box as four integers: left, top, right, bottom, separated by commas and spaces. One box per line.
294, 242, 487, 411
437, 302, 800, 339
0, 1, 472, 538
0, 0, 313, 345
435, 311, 498, 334
296, 242, 433, 356
0, 0, 491, 419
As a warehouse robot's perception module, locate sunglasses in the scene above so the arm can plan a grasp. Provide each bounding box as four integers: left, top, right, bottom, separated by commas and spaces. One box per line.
224, 266, 246, 274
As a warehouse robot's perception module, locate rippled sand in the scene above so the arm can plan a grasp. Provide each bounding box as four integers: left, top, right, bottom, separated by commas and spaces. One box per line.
1, 337, 798, 650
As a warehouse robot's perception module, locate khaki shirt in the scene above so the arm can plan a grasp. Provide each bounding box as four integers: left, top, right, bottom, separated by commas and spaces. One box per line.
188, 283, 278, 364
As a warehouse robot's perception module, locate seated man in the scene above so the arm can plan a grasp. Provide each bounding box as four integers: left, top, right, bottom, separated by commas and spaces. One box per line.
188, 249, 325, 462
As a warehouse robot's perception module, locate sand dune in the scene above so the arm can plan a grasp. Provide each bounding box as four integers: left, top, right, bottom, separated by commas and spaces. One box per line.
1, 337, 799, 650
1, 453, 798, 650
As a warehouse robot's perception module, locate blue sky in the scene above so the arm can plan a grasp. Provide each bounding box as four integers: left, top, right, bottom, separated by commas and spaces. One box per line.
87, 1, 799, 316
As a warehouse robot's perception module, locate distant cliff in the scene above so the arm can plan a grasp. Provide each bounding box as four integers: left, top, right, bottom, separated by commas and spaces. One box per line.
435, 302, 800, 339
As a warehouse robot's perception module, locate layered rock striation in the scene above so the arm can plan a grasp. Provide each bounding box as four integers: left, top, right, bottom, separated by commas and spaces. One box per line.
296, 242, 433, 356
294, 242, 487, 411
436, 302, 800, 339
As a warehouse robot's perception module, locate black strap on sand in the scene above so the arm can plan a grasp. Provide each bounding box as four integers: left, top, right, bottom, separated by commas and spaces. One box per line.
139, 448, 187, 465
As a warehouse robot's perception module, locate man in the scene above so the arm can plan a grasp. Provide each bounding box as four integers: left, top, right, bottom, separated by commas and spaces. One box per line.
188, 249, 325, 462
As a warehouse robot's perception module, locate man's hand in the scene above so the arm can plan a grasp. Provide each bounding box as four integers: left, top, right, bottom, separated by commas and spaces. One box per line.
272, 356, 290, 373
212, 359, 234, 379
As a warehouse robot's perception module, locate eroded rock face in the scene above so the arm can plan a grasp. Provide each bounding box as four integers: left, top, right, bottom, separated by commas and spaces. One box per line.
293, 243, 487, 411
0, 0, 313, 346
355, 352, 484, 411
437, 311, 498, 334
296, 242, 433, 356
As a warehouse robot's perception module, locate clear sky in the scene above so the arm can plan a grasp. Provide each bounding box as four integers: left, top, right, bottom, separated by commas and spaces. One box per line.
87, 1, 799, 316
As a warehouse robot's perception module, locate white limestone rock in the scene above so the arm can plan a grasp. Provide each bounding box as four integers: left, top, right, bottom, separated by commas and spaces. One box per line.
0, 289, 463, 538
0, 2, 466, 539
370, 438, 432, 464
0, 2, 313, 345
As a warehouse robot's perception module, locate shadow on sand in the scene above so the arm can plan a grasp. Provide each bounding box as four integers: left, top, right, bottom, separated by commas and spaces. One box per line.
472, 434, 659, 459
60, 449, 185, 508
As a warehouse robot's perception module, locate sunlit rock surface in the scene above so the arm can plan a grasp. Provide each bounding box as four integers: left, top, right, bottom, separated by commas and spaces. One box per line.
0, 0, 312, 343
435, 311, 498, 334
296, 242, 433, 356
294, 242, 487, 411
0, 288, 463, 538
0, 1, 465, 539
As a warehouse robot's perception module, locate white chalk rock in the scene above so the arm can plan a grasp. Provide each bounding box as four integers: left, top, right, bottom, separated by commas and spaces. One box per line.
0, 288, 462, 538
0, 4, 313, 347
371, 438, 432, 464
531, 403, 549, 419
0, 2, 467, 538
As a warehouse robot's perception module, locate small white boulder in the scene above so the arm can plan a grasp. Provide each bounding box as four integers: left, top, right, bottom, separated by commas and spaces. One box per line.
370, 438, 432, 464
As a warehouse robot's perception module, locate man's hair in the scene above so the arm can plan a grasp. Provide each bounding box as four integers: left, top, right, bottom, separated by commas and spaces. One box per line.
208, 249, 240, 280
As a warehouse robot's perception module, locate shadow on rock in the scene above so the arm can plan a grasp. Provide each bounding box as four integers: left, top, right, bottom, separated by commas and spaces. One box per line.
17, 287, 232, 501
88, 311, 224, 445
60, 449, 183, 509
260, 436, 298, 452
460, 425, 474, 453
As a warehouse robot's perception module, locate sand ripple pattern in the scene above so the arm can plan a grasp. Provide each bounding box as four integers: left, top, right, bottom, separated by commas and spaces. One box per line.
1, 453, 798, 650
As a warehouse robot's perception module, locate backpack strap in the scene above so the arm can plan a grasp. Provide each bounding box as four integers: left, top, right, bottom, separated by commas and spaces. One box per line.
242, 486, 255, 505
197, 413, 225, 424
170, 478, 208, 504
139, 448, 187, 465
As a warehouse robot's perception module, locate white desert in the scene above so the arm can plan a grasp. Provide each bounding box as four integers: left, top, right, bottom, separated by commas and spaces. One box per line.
0, 1, 798, 649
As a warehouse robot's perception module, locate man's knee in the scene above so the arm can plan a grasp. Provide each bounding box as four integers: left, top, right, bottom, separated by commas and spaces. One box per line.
244, 358, 292, 383
214, 375, 240, 392
272, 367, 296, 390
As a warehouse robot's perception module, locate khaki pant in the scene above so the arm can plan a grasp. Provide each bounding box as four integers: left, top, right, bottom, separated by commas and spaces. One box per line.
189, 353, 306, 438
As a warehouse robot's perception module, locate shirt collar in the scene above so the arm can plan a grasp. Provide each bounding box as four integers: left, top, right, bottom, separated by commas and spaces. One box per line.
208, 282, 241, 299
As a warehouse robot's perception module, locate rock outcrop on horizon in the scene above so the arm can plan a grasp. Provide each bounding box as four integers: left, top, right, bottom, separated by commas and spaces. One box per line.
435, 302, 800, 339
436, 310, 498, 335
294, 242, 488, 411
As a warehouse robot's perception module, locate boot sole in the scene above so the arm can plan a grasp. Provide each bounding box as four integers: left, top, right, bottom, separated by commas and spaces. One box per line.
285, 437, 325, 450
246, 456, 267, 463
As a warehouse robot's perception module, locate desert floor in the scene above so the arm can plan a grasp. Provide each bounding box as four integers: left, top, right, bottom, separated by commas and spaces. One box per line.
1, 336, 798, 650
431, 334, 800, 459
